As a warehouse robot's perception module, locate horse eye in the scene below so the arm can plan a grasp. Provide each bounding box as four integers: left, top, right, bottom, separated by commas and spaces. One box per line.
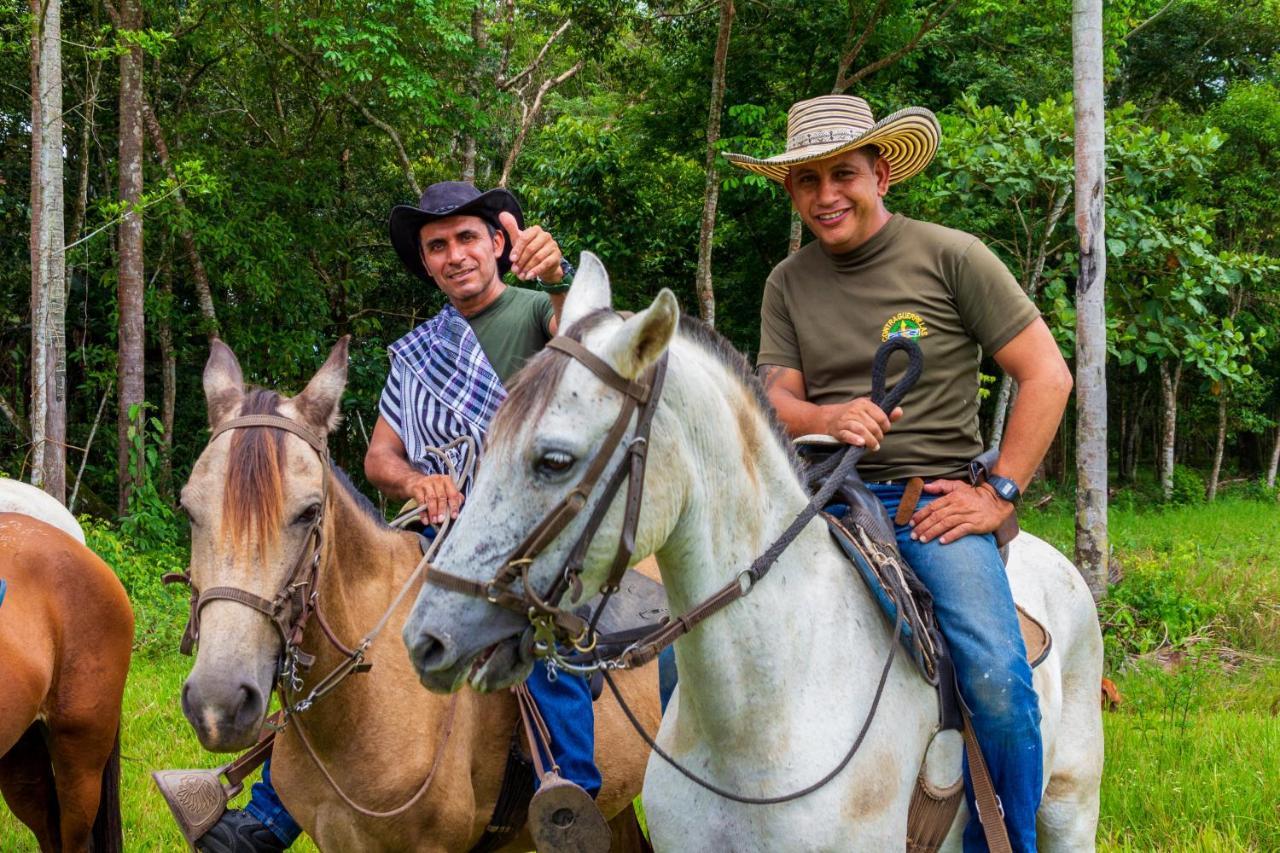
294, 504, 321, 526
536, 451, 576, 478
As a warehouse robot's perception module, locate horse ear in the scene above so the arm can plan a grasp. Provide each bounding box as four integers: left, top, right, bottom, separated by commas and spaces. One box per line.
559, 251, 611, 332
204, 338, 245, 428
603, 289, 680, 380
293, 336, 350, 434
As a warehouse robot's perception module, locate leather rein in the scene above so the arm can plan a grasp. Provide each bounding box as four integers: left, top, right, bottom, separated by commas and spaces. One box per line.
423, 332, 923, 805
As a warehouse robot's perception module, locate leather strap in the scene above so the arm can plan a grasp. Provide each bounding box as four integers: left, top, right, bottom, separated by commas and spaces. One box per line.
960, 707, 1013, 853
545, 338, 651, 402
895, 477, 925, 526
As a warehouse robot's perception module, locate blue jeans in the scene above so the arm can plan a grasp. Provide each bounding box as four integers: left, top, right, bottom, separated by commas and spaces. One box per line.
245, 662, 601, 846
245, 758, 302, 846
867, 482, 1042, 853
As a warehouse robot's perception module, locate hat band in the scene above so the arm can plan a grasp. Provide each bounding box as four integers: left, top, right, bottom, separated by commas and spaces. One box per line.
787, 127, 868, 151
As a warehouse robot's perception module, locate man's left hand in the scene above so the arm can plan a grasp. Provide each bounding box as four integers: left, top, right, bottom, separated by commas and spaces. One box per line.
499, 211, 564, 282
909, 479, 1013, 545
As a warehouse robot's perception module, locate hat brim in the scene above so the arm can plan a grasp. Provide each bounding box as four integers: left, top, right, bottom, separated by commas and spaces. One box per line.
723, 107, 940, 187
388, 188, 525, 283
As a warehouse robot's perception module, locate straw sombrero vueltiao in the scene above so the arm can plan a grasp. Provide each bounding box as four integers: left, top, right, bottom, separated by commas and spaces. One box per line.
724, 95, 940, 186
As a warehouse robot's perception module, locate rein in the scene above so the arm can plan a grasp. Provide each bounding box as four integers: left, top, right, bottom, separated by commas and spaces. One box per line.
425, 328, 923, 804
170, 416, 475, 818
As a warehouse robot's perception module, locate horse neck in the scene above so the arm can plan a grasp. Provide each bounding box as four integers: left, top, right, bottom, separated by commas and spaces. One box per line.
654, 344, 891, 751
297, 481, 422, 713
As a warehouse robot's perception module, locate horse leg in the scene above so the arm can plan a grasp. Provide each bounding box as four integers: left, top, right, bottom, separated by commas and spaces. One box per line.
607, 802, 654, 853
45, 720, 118, 852
1036, 671, 1104, 852
0, 724, 59, 852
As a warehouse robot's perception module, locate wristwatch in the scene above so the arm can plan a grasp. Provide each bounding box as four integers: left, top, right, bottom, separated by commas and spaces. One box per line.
985, 474, 1022, 504
535, 259, 575, 294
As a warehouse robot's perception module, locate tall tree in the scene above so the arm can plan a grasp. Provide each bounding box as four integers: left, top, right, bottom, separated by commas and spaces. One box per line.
29, 0, 67, 501
694, 0, 735, 327
1072, 0, 1108, 597
117, 0, 145, 513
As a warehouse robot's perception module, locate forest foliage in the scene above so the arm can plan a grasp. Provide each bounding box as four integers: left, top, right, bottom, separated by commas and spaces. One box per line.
2, 0, 1278, 517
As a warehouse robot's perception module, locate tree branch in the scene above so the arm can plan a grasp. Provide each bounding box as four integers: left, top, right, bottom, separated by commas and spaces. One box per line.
836, 0, 959, 91
499, 59, 583, 187
498, 17, 572, 93
273, 33, 421, 195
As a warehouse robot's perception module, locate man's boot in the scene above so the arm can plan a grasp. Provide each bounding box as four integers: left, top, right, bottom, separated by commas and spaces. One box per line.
196, 810, 287, 853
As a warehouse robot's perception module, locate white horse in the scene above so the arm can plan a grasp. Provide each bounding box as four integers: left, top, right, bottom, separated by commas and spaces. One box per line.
405, 254, 1104, 851
0, 477, 84, 543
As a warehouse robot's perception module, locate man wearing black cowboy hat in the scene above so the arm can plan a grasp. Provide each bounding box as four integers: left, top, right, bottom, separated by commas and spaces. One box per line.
194, 183, 601, 853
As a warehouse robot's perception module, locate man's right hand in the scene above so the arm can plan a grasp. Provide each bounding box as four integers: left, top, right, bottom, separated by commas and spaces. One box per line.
824, 397, 903, 451
406, 474, 464, 525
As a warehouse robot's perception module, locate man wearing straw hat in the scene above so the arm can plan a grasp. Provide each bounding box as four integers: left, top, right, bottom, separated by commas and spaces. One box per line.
728, 95, 1074, 852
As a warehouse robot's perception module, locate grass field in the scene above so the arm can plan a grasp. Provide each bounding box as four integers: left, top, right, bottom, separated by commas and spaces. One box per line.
2, 495, 1278, 850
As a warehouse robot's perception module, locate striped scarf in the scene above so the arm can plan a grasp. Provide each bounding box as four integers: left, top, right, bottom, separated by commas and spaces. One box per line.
378, 305, 506, 494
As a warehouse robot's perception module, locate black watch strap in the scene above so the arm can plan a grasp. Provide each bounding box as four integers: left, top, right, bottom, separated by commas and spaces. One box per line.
985, 474, 1021, 504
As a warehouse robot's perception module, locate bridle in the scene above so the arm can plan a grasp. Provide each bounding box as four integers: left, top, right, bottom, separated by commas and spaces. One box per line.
425, 335, 669, 660
165, 415, 347, 679
425, 330, 922, 675
168, 413, 472, 817
423, 329, 924, 806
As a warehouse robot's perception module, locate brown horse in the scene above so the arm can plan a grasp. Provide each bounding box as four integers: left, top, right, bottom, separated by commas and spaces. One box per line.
175, 337, 660, 851
0, 512, 133, 852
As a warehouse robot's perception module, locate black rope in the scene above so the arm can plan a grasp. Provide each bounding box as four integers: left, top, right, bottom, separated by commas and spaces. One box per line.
602, 607, 902, 805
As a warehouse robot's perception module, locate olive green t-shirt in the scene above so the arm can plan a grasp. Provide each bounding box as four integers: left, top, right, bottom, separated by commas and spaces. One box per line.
757, 215, 1039, 481
468, 286, 555, 384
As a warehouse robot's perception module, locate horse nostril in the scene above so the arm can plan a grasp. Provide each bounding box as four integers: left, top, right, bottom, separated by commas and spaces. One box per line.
232, 681, 265, 730
408, 630, 454, 675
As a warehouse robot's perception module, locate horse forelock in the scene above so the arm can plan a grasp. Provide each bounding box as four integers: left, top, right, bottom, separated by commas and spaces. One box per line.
220, 389, 287, 558
489, 308, 799, 477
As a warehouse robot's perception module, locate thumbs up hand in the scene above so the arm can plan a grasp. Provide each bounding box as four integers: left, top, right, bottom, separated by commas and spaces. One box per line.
499, 210, 565, 282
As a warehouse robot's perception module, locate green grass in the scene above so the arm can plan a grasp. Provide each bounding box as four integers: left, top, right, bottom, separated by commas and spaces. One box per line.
3, 495, 1278, 849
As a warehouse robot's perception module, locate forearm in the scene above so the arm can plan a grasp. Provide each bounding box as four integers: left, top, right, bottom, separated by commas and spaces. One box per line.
549, 292, 567, 332
992, 375, 1071, 489
364, 447, 424, 501
770, 389, 837, 437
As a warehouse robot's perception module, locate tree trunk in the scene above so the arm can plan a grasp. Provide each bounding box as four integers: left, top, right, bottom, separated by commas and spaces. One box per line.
1072, 0, 1108, 599
29, 0, 67, 503
1206, 395, 1228, 501
788, 210, 803, 255
142, 97, 219, 337
462, 0, 486, 183
989, 373, 1015, 449
117, 0, 146, 514
1158, 361, 1181, 501
694, 0, 735, 327
158, 267, 176, 501
1267, 421, 1279, 490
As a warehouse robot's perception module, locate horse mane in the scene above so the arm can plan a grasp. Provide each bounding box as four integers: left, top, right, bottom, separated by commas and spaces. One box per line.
222, 390, 388, 556
491, 309, 800, 475
222, 390, 287, 556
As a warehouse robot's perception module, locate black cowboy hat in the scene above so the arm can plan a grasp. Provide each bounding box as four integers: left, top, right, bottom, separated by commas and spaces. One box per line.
388, 181, 525, 283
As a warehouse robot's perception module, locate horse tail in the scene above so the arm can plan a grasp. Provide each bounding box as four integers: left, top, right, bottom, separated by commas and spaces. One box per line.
90, 728, 123, 853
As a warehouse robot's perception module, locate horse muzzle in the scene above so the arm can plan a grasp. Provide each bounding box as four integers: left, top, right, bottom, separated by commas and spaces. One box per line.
181, 667, 272, 752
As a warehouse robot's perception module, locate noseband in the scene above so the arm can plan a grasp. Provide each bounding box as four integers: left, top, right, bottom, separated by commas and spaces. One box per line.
165, 414, 347, 675
425, 335, 669, 654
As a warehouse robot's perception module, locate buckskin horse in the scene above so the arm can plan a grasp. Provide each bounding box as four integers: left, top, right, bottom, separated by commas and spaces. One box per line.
172, 337, 660, 851
403, 254, 1105, 851
0, 503, 132, 852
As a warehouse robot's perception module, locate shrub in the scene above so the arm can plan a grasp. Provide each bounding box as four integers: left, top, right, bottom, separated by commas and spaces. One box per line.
1167, 464, 1206, 505
83, 517, 188, 651
1098, 548, 1219, 669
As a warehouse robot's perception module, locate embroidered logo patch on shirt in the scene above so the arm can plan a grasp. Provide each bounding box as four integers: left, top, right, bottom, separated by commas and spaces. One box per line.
881, 311, 929, 342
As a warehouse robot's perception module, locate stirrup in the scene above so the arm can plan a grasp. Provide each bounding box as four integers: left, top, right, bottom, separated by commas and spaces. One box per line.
527, 771, 610, 853
152, 765, 242, 850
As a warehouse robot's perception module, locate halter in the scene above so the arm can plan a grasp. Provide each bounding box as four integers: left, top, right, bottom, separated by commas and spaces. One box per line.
425, 335, 669, 656
165, 415, 353, 675
425, 334, 923, 678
